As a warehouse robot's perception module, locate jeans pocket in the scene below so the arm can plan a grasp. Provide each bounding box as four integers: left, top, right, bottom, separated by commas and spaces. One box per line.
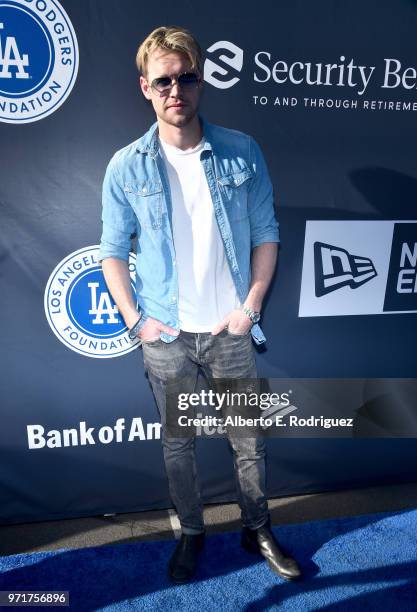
226, 327, 252, 338
141, 336, 162, 347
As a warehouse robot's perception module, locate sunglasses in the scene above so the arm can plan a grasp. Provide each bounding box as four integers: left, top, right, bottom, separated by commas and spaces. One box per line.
150, 72, 201, 94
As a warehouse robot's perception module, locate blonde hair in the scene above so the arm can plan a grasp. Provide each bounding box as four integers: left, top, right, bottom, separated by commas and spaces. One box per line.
136, 26, 202, 79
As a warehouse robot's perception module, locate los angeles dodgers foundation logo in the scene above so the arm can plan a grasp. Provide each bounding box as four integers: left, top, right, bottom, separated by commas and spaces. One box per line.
44, 246, 140, 358
0, 0, 78, 123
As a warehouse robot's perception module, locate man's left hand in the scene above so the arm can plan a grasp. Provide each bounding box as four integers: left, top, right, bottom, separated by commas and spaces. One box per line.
211, 308, 253, 336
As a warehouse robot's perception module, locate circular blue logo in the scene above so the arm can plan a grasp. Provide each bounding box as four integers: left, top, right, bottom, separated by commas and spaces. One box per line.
0, 0, 78, 123
44, 246, 140, 359
0, 3, 54, 97
66, 268, 133, 339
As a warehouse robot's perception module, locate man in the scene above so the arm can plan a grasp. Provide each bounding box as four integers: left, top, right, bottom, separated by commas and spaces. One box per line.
98, 25, 301, 583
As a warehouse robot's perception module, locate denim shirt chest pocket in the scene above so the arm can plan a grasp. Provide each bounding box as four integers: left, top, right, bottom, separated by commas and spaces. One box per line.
217, 168, 252, 221
123, 181, 163, 230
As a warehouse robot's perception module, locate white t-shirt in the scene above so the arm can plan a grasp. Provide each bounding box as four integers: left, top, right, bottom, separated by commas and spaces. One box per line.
159, 136, 240, 332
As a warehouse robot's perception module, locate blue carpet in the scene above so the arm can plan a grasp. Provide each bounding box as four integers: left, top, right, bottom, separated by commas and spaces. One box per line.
1, 508, 417, 611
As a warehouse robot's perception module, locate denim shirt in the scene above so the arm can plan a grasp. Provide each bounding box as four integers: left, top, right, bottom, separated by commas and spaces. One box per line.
98, 114, 280, 345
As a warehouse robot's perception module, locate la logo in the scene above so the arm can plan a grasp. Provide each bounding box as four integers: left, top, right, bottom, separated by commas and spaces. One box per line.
0, 22, 30, 79
88, 282, 119, 325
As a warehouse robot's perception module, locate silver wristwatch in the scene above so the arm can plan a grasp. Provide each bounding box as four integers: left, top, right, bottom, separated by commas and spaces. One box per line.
241, 305, 261, 324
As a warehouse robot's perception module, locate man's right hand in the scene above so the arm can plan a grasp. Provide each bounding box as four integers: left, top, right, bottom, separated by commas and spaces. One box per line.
137, 317, 179, 342
101, 259, 179, 342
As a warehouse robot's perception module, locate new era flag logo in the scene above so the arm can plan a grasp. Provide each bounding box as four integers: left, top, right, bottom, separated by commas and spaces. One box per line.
299, 221, 417, 317
314, 242, 378, 297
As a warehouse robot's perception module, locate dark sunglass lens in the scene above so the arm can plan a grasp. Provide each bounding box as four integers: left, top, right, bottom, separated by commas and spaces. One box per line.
154, 77, 172, 91
178, 73, 199, 86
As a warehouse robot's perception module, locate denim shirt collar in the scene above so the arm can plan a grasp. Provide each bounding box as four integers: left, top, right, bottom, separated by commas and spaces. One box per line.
135, 113, 213, 159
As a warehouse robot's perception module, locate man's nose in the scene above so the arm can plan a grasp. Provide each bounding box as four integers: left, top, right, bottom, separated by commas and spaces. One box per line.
169, 80, 181, 95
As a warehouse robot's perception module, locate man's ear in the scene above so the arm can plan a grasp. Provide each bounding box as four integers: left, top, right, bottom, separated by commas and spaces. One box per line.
139, 75, 152, 100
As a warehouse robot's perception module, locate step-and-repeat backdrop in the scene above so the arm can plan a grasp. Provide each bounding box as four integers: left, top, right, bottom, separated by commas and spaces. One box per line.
1, 0, 417, 524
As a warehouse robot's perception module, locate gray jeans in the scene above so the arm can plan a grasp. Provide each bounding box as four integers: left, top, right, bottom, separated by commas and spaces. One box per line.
141, 328, 269, 534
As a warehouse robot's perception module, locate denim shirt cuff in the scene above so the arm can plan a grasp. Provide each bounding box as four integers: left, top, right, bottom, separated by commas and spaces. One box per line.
250, 323, 266, 345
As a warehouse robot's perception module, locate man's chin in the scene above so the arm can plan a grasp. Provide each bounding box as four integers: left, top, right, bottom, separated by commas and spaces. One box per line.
160, 110, 197, 128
